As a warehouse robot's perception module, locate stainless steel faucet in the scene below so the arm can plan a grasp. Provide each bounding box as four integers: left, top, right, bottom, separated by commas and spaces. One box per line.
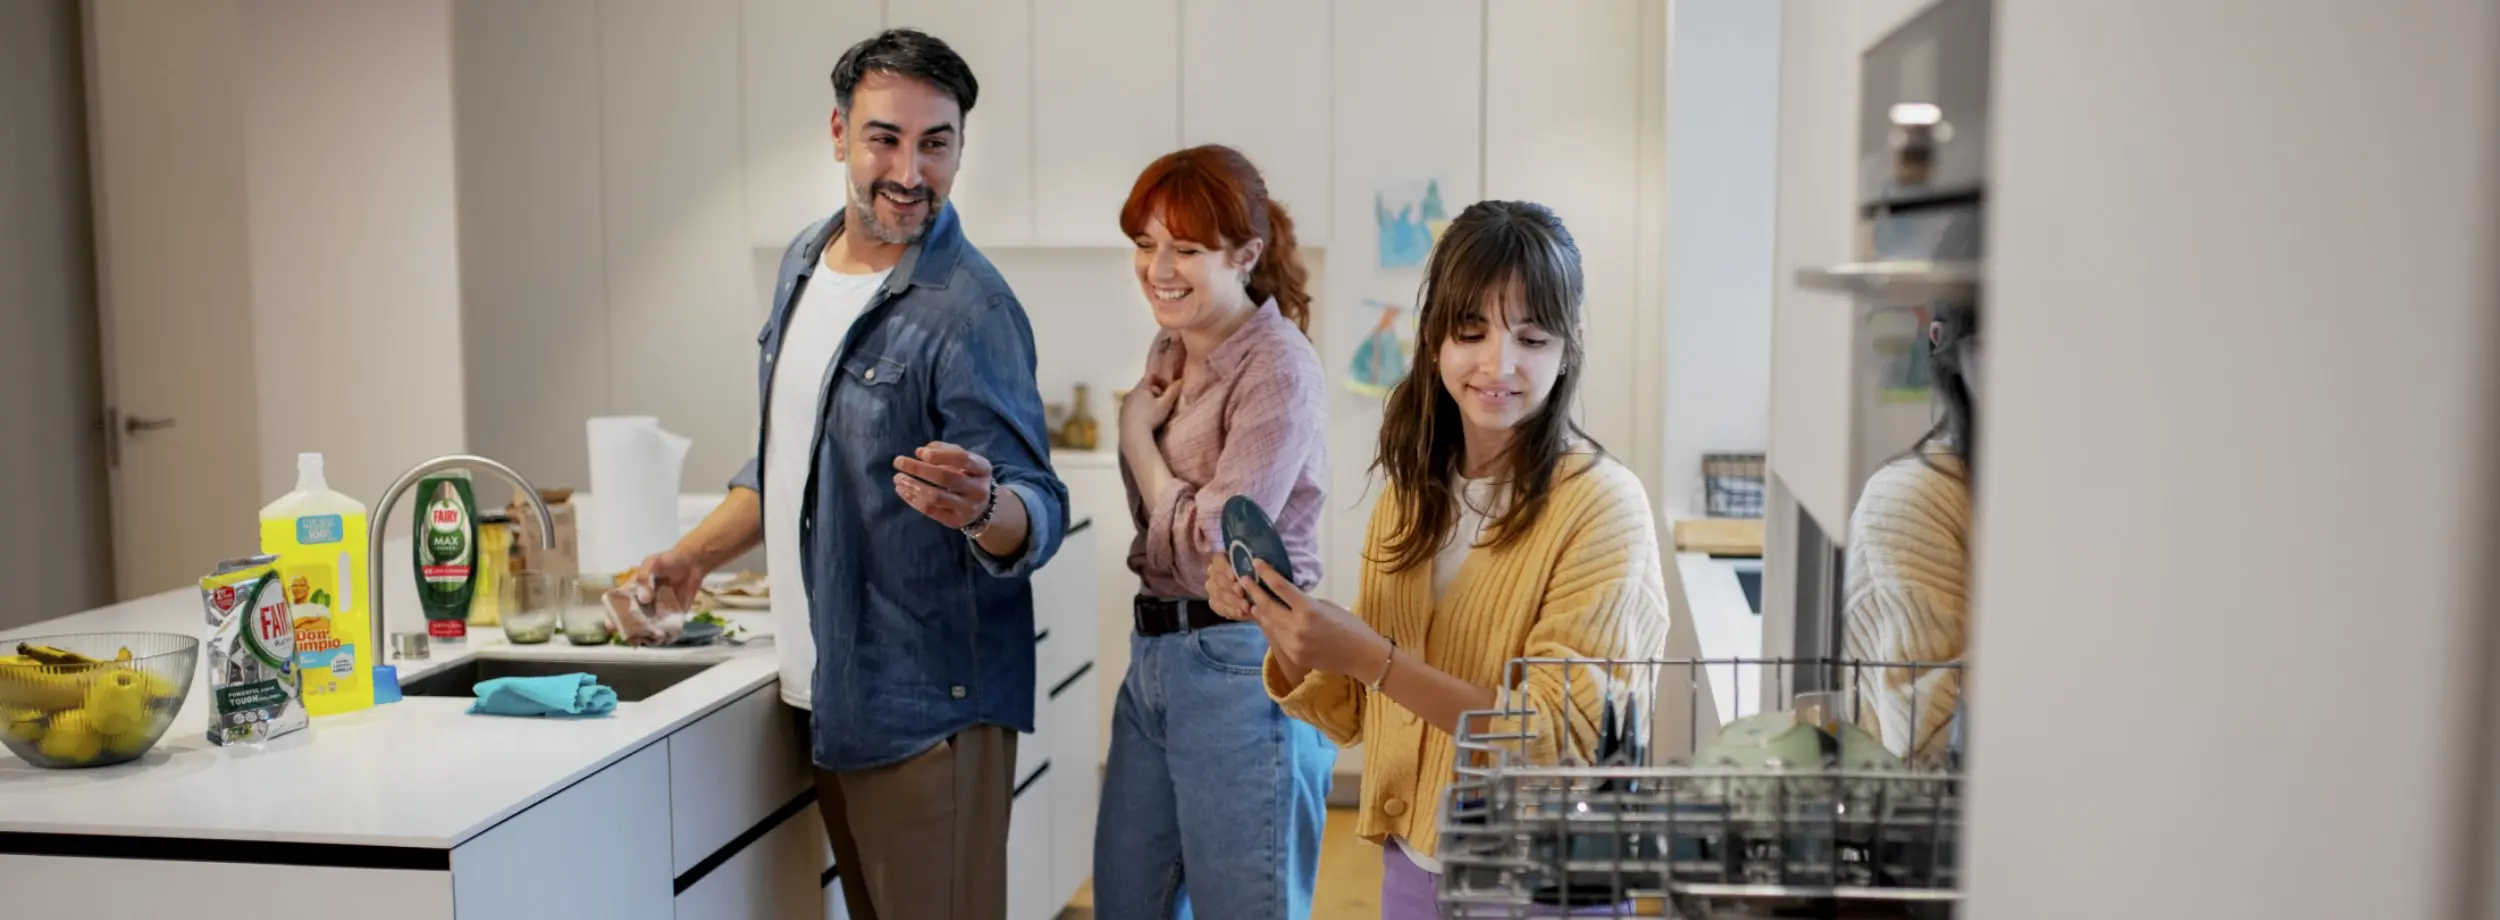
366, 455, 556, 661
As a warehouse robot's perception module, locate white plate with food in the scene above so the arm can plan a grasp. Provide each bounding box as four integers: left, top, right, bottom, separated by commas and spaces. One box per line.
703, 570, 772, 609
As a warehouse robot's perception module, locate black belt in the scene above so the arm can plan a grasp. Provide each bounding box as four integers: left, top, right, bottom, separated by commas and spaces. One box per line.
1132, 596, 1231, 636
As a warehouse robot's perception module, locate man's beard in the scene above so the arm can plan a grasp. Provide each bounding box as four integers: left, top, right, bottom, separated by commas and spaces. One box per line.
851, 177, 941, 245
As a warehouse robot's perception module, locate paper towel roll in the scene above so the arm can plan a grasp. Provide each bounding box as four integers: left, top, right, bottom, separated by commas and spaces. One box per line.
586, 416, 691, 573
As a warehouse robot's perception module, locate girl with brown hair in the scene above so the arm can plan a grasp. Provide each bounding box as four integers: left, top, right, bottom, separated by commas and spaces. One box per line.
1207, 200, 1669, 916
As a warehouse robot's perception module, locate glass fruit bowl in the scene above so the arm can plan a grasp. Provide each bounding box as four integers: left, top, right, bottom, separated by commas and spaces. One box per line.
0, 631, 199, 768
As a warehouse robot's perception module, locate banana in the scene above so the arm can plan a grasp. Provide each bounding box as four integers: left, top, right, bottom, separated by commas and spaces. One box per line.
0, 664, 90, 712
3, 706, 45, 743
17, 643, 99, 668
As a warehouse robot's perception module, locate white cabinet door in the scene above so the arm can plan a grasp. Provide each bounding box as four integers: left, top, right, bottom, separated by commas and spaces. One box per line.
1051, 458, 1134, 770
668, 684, 813, 875
1033, 523, 1098, 693
1484, 0, 1647, 461
1180, 0, 1332, 245
741, 0, 884, 248
0, 855, 452, 918
1044, 664, 1100, 908
1006, 751, 1057, 920
886, 0, 1035, 245
452, 742, 675, 920
674, 799, 828, 920
1032, 0, 1180, 246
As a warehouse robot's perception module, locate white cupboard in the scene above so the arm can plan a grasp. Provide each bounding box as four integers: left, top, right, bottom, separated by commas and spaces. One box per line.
1180, 0, 1334, 245
740, 0, 883, 249
1032, 0, 1182, 246
1053, 451, 1133, 768
675, 805, 838, 920
453, 743, 677, 920
1027, 523, 1104, 916
886, 0, 1037, 246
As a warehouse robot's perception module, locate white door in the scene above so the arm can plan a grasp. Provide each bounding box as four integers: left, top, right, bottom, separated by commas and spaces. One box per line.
83, 0, 263, 598
0, 0, 114, 628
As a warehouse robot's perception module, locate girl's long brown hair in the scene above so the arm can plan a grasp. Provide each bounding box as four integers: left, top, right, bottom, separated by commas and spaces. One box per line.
1370, 200, 1603, 574
1117, 144, 1312, 334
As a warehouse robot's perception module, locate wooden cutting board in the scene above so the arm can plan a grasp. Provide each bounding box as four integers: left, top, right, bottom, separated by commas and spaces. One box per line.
1672, 517, 1765, 556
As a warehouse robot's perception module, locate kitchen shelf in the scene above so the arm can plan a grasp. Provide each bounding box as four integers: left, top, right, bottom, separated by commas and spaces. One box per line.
1794, 260, 1983, 301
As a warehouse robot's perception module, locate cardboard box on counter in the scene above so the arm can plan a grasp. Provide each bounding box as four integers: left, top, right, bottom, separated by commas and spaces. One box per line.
508, 487, 580, 577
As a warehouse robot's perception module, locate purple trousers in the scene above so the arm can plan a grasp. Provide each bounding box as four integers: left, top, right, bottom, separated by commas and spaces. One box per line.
1381, 840, 1636, 919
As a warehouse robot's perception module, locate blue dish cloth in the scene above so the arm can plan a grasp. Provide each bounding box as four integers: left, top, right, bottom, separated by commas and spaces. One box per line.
467, 673, 618, 718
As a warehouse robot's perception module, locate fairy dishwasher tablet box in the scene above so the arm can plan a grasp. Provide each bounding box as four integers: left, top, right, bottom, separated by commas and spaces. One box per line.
202, 554, 308, 746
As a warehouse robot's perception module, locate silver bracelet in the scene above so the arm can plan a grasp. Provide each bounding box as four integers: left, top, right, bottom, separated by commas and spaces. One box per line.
958, 479, 999, 539
1367, 639, 1398, 693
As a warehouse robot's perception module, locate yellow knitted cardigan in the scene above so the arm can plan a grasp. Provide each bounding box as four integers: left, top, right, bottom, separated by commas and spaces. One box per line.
1842, 453, 1970, 765
1265, 454, 1670, 858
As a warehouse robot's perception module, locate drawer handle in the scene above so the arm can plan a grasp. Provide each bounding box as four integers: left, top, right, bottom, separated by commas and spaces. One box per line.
1048, 661, 1093, 700
1013, 761, 1051, 799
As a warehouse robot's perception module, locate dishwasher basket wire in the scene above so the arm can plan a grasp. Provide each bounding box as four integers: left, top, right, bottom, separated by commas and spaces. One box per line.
1436, 657, 1966, 920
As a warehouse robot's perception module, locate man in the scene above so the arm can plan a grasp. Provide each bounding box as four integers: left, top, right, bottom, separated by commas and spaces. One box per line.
634, 28, 1067, 920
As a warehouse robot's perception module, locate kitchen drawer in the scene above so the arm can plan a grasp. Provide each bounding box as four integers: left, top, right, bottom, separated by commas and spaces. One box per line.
1043, 664, 1099, 908
1007, 753, 1056, 920
668, 684, 812, 875
673, 792, 829, 920
1033, 524, 1098, 685
452, 742, 673, 920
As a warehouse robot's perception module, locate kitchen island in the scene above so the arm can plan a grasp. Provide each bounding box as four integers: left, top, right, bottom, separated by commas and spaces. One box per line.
0, 520, 1100, 920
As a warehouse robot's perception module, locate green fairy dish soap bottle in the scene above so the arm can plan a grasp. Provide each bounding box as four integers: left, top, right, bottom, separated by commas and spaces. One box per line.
413, 470, 478, 642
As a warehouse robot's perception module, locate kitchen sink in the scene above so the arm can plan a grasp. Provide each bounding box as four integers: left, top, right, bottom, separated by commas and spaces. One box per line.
396, 655, 719, 703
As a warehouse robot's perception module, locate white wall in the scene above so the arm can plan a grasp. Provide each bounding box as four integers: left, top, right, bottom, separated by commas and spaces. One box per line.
1970, 2, 2500, 918
454, 0, 609, 494
0, 0, 112, 625
242, 0, 466, 503
1660, 0, 1780, 517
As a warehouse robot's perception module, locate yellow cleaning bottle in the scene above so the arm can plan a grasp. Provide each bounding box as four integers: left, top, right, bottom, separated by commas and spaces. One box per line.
259, 452, 375, 717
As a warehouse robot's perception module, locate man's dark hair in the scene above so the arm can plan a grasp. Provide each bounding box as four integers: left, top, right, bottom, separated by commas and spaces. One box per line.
829, 29, 978, 118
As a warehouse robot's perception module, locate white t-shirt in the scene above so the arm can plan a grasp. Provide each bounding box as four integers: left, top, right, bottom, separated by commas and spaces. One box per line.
1397, 476, 1506, 874
765, 259, 890, 710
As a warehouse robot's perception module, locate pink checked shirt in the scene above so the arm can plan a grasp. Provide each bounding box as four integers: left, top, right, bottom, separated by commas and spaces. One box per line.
1121, 298, 1329, 599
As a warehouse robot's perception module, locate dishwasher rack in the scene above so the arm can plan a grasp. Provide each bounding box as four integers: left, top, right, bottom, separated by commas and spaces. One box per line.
1435, 657, 1966, 920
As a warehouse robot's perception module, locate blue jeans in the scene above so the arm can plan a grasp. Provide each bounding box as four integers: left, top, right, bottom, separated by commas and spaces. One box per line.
1093, 622, 1337, 919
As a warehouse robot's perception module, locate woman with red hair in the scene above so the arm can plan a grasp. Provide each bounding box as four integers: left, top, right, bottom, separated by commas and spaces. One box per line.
1094, 144, 1334, 918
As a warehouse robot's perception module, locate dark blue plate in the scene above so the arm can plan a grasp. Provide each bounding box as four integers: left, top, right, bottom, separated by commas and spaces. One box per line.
1220, 495, 1294, 589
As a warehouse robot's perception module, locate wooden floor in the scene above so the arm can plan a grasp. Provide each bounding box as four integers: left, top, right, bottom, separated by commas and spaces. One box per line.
1060, 808, 1382, 919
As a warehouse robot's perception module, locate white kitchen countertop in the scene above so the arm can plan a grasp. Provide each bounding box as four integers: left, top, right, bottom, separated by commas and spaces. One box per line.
0, 582, 788, 849
0, 491, 1090, 850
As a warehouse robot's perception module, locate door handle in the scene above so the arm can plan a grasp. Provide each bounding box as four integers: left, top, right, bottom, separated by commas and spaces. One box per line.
123, 415, 176, 435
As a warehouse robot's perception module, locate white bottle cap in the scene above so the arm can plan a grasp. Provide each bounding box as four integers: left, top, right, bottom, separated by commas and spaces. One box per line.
297, 452, 328, 491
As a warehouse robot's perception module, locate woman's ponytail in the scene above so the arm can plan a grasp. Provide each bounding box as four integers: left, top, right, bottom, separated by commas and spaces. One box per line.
1252, 199, 1313, 335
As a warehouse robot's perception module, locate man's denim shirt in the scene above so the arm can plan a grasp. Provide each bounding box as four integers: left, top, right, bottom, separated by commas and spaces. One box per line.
732, 204, 1069, 771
